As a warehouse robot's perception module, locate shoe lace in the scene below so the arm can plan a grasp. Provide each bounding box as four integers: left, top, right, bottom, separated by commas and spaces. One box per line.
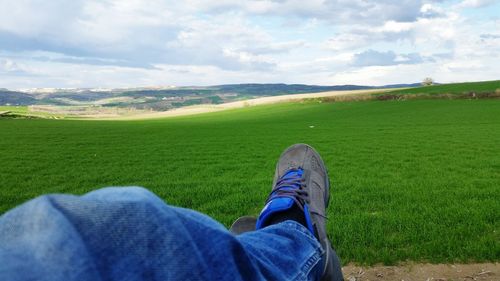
267, 168, 329, 220
267, 168, 309, 212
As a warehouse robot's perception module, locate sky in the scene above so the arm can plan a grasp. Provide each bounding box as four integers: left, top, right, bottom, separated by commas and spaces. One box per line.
0, 0, 499, 89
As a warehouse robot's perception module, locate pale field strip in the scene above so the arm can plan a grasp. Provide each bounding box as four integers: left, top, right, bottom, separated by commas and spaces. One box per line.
99, 88, 394, 120
342, 262, 498, 281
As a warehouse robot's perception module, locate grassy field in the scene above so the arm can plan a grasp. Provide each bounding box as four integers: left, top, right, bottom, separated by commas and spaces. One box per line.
0, 106, 28, 114
387, 80, 500, 95
0, 105, 67, 119
0, 99, 499, 265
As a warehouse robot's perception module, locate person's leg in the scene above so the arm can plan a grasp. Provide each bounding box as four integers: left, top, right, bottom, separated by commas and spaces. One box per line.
0, 186, 325, 281
254, 144, 343, 280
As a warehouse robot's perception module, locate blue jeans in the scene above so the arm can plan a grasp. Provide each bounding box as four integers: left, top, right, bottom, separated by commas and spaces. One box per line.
0, 187, 342, 281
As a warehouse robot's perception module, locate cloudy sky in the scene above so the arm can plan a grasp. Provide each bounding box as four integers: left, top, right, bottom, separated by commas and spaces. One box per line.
0, 0, 499, 88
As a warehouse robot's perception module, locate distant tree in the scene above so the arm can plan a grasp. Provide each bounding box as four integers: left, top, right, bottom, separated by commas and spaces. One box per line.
422, 77, 434, 86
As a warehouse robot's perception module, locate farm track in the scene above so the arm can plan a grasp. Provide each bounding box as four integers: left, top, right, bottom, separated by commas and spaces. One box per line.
342, 262, 498, 281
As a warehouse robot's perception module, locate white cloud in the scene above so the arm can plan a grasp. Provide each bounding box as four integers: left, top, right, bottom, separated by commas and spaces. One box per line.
351, 50, 425, 66
0, 0, 82, 36
222, 48, 275, 70
326, 33, 369, 51
0, 59, 19, 72
0, 0, 498, 88
194, 0, 436, 25
455, 0, 497, 9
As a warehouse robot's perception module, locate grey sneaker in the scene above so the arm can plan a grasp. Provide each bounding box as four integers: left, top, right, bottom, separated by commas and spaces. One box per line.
255, 144, 342, 281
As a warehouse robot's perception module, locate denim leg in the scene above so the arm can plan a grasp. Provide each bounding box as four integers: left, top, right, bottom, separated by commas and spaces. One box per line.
0, 187, 325, 281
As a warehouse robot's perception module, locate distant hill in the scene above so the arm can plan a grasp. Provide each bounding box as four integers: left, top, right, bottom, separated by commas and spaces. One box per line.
377, 83, 423, 89
209, 83, 372, 95
203, 83, 422, 95
0, 90, 37, 105
1, 82, 423, 108
120, 83, 422, 98
44, 91, 114, 102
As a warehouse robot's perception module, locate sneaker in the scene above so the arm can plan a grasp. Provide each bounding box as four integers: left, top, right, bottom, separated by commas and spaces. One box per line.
255, 143, 341, 281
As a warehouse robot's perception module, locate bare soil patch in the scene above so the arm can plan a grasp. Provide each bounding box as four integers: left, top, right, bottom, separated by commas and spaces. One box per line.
342, 263, 498, 281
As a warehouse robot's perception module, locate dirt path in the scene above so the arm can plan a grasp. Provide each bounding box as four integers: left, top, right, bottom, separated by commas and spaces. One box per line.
97, 88, 390, 120
342, 263, 498, 281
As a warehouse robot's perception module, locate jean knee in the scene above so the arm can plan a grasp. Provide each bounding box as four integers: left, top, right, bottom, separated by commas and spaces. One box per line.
83, 186, 162, 203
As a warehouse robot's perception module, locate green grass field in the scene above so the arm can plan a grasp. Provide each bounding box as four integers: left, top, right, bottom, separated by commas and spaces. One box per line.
1, 98, 499, 265
388, 80, 500, 95
0, 106, 29, 114
0, 105, 66, 119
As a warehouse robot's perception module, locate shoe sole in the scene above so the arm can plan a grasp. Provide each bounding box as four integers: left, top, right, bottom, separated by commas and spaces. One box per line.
230, 216, 257, 235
